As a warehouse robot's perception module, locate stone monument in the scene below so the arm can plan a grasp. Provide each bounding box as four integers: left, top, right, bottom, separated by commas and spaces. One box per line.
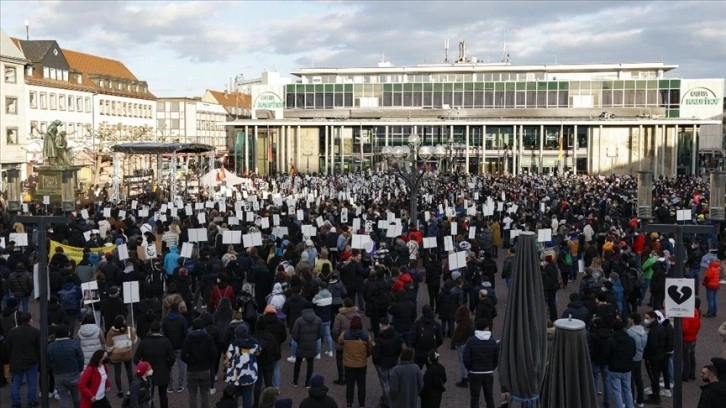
33, 120, 81, 208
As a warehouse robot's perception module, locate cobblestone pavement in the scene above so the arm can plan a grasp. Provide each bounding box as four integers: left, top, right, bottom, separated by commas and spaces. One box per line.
3, 255, 724, 408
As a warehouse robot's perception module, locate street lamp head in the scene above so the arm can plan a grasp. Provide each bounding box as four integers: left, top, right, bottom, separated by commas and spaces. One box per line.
418, 145, 433, 160
381, 146, 393, 157
408, 132, 421, 148
433, 145, 447, 158
393, 146, 410, 159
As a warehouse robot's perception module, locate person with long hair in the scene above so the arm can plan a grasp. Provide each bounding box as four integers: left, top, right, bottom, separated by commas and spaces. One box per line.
421, 350, 447, 408
78, 349, 112, 408
105, 314, 138, 398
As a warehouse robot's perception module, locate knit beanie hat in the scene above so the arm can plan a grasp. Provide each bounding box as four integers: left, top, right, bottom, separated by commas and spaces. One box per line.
135, 361, 151, 376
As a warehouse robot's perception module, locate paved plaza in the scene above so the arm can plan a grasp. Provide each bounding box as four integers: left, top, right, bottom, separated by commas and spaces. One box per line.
2, 256, 724, 408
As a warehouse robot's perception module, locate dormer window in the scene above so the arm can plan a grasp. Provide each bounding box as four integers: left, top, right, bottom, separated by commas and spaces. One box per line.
99, 80, 105, 88
77, 74, 82, 84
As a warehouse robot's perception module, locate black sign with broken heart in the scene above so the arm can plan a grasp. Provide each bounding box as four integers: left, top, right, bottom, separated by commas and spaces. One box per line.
667, 284, 693, 305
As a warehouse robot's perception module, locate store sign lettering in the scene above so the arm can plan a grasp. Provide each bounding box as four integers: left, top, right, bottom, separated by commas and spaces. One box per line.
681, 87, 720, 106
254, 92, 284, 109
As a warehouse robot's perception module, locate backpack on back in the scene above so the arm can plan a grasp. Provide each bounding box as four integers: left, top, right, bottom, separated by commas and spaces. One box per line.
416, 321, 438, 350
58, 287, 79, 314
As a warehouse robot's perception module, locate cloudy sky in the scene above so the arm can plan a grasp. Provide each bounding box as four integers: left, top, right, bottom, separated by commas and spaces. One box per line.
2, 1, 724, 97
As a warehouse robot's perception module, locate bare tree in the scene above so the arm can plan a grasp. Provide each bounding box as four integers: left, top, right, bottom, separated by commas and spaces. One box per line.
82, 122, 155, 187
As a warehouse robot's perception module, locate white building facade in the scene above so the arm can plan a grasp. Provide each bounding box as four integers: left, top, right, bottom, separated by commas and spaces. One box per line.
156, 98, 227, 153
225, 62, 724, 176
0, 29, 28, 185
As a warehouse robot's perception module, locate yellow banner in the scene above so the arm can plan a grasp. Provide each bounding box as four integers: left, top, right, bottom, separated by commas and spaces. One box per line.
49, 240, 117, 264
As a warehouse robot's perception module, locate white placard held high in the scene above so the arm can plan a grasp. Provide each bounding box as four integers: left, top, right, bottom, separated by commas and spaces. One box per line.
117, 244, 129, 261
665, 278, 695, 318
469, 226, 476, 240
122, 281, 140, 304
423, 237, 437, 249
451, 223, 458, 236
81, 281, 100, 305
180, 242, 194, 258
537, 229, 552, 243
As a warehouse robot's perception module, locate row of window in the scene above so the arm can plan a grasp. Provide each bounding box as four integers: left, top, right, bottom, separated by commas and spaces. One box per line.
29, 90, 91, 112
29, 120, 91, 138
196, 120, 225, 131
99, 99, 153, 118
285, 88, 683, 109
5, 127, 18, 145
97, 79, 148, 94
303, 71, 665, 84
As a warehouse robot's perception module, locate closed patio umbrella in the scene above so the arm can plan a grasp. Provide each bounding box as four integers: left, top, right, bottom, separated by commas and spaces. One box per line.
499, 231, 547, 407
541, 318, 597, 408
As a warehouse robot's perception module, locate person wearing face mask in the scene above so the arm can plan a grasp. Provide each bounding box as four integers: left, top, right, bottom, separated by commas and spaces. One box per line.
78, 349, 113, 408
128, 361, 154, 408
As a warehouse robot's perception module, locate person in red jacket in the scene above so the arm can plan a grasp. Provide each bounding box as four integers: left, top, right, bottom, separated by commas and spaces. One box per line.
682, 297, 702, 381
632, 232, 645, 255
78, 349, 112, 408
406, 224, 423, 247
703, 260, 721, 317
208, 273, 236, 312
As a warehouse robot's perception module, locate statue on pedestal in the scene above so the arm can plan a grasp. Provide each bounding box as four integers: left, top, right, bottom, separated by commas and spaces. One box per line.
42, 120, 73, 167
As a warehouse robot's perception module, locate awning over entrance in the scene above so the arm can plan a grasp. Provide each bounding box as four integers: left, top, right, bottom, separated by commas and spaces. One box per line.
110, 143, 215, 155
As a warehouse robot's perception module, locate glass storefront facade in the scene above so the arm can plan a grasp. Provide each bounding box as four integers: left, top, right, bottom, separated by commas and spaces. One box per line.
285, 78, 682, 117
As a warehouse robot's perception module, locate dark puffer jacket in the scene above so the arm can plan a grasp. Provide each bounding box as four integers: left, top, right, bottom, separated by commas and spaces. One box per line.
437, 280, 458, 321
161, 311, 188, 350
291, 308, 323, 359
372, 327, 403, 369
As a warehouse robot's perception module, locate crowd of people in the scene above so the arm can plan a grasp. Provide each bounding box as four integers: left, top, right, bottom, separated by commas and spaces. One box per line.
0, 172, 725, 408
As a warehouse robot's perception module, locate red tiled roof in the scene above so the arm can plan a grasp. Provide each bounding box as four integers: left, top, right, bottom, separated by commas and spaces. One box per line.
207, 90, 251, 109
61, 48, 137, 81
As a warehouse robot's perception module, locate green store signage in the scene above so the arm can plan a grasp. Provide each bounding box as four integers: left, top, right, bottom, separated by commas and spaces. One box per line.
253, 92, 284, 109
681, 87, 720, 106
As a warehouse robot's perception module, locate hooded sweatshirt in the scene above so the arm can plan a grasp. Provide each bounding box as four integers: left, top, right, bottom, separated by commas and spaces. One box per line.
298, 384, 337, 408
463, 330, 499, 374
224, 324, 259, 386
267, 283, 287, 320
627, 324, 648, 362
164, 246, 180, 276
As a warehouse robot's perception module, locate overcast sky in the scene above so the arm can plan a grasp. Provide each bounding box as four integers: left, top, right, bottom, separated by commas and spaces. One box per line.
1, 1, 724, 97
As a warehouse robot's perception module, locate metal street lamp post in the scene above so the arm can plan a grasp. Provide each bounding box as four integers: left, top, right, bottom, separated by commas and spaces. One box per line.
636, 170, 724, 408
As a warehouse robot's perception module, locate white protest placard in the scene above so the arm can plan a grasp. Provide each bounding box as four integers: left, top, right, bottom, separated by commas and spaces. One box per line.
83, 230, 92, 241
43, 195, 50, 205
197, 212, 207, 225
144, 243, 157, 260
352, 234, 371, 250
451, 223, 458, 236
423, 237, 437, 249
206, 201, 215, 209
448, 251, 467, 270
444, 236, 454, 251
677, 209, 692, 222
469, 226, 477, 240
223, 230, 242, 244
665, 278, 695, 318
0, 237, 4, 248
81, 281, 100, 305
578, 259, 585, 273
467, 206, 477, 216
273, 214, 281, 226
540, 202, 546, 213
81, 209, 89, 219
341, 208, 348, 223
297, 209, 304, 221
195, 202, 204, 210
537, 229, 552, 243
188, 228, 208, 242
316, 216, 324, 227
228, 216, 239, 226
131, 200, 138, 210
246, 212, 255, 223
260, 217, 270, 230
118, 210, 126, 219
122, 281, 140, 304
302, 225, 317, 237
160, 204, 168, 213
139, 208, 149, 217
180, 242, 194, 258
117, 244, 129, 261
22, 203, 29, 213
386, 225, 403, 238
9, 232, 28, 247
497, 202, 504, 212
352, 218, 361, 232
103, 208, 111, 217
272, 227, 289, 238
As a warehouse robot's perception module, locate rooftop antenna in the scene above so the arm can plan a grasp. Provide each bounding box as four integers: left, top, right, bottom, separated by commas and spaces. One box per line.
501, 32, 510, 63
24, 19, 29, 40
444, 37, 450, 63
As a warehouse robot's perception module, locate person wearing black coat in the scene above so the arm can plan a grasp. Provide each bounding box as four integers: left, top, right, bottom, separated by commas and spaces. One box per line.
372, 318, 403, 408
298, 373, 338, 408
291, 306, 323, 387
643, 310, 666, 404
134, 321, 176, 408
6, 313, 41, 408
181, 318, 218, 408
605, 320, 636, 407
424, 253, 442, 311
542, 256, 560, 322
421, 350, 447, 408
411, 305, 443, 369
99, 286, 127, 331
560, 293, 592, 328
437, 280, 459, 338
588, 317, 612, 407
252, 318, 280, 407
388, 291, 417, 348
